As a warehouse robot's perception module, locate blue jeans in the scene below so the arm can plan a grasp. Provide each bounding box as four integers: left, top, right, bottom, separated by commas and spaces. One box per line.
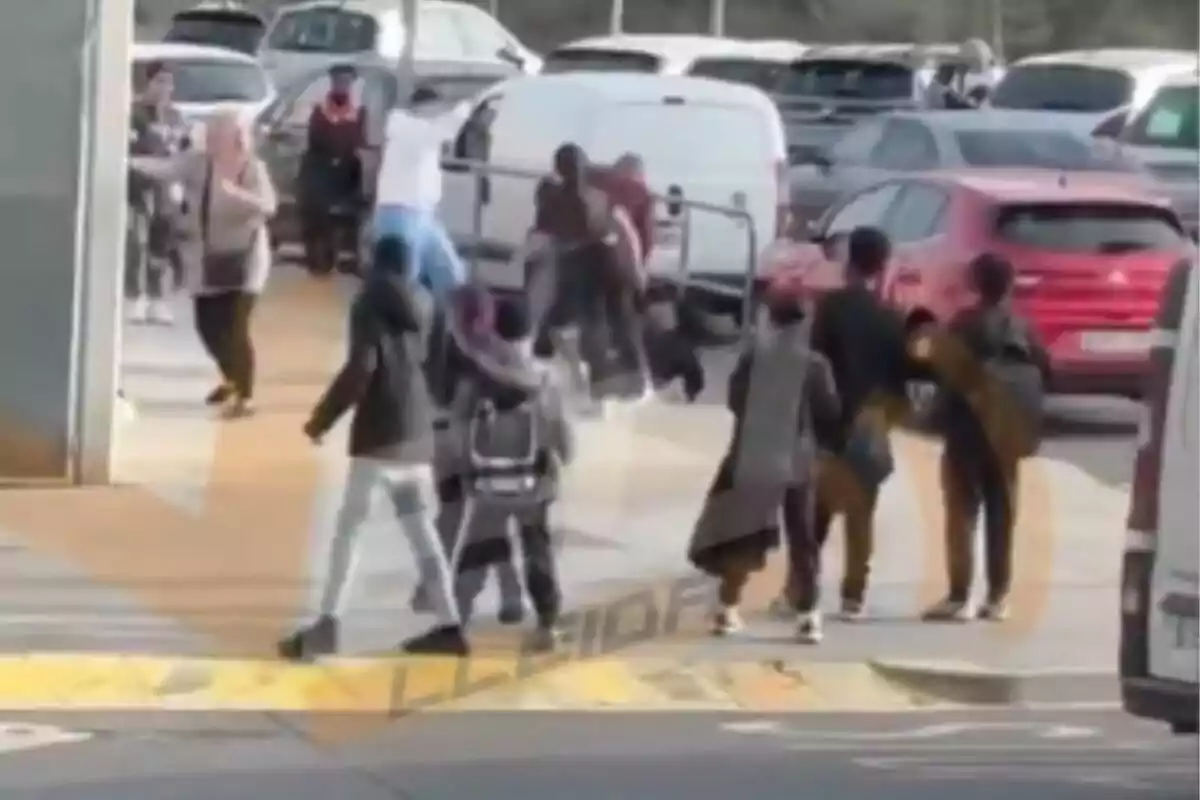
372, 204, 466, 303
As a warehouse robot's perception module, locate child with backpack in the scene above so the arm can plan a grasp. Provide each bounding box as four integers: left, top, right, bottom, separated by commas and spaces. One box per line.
918, 254, 1049, 623
447, 296, 575, 651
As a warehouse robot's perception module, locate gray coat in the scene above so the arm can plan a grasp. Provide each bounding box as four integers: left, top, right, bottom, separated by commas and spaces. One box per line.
129, 151, 276, 295
688, 320, 842, 572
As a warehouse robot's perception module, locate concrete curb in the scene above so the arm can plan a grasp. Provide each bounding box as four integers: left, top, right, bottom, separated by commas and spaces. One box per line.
869, 659, 1118, 706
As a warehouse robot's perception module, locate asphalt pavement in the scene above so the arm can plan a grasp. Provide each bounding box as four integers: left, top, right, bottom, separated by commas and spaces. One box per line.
0, 707, 1193, 799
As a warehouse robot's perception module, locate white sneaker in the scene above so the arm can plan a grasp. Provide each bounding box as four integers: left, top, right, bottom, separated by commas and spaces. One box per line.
921, 597, 973, 623
837, 599, 866, 622
127, 297, 148, 323
710, 607, 744, 637
796, 612, 824, 644
146, 300, 174, 325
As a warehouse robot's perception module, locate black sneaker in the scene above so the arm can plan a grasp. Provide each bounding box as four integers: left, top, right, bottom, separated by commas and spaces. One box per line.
278, 616, 338, 662
204, 384, 232, 406
497, 603, 526, 626
401, 624, 470, 657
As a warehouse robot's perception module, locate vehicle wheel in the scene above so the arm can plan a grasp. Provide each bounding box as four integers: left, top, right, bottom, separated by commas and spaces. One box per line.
1170, 719, 1198, 735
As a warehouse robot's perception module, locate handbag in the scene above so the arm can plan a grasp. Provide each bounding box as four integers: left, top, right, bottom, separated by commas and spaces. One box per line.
199, 162, 253, 290
841, 411, 895, 493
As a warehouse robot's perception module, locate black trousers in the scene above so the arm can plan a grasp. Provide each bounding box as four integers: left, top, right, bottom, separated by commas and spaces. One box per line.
941, 445, 1018, 603
194, 291, 257, 399
429, 476, 522, 615
455, 495, 560, 627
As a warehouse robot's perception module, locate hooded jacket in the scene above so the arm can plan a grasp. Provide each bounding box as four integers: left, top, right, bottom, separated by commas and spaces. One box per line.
445, 339, 574, 501
307, 269, 436, 462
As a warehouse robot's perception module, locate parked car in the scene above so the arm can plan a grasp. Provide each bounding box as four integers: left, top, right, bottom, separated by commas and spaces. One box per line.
1116, 71, 1200, 239
763, 171, 1190, 401
257, 0, 540, 89
162, 1, 267, 56
989, 48, 1196, 130
788, 109, 1148, 225
132, 42, 275, 138
542, 34, 806, 91
773, 42, 998, 164
255, 60, 512, 246
1120, 257, 1198, 736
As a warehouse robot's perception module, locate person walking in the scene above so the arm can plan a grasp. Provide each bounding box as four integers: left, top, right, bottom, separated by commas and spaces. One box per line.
279, 236, 468, 660
129, 111, 276, 418
921, 254, 1048, 622
417, 283, 525, 624
128, 60, 190, 324
446, 296, 574, 650
688, 292, 841, 637
780, 226, 913, 621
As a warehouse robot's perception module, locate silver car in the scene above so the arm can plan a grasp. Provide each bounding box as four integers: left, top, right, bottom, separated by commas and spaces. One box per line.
788, 108, 1147, 225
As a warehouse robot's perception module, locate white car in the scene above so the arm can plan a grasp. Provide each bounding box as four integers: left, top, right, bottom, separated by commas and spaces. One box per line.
989, 48, 1196, 130
1117, 72, 1200, 238
257, 0, 541, 89
132, 42, 275, 141
1121, 257, 1198, 735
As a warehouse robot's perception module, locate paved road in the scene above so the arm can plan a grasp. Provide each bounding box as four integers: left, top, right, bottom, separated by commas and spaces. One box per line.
0, 707, 1192, 798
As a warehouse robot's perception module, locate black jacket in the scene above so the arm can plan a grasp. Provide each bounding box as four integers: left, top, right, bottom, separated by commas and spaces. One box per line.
935, 302, 1049, 454
308, 271, 435, 462
810, 285, 914, 429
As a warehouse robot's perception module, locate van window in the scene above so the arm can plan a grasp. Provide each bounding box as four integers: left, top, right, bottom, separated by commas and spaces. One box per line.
957, 129, 1139, 171
687, 57, 787, 90
541, 48, 661, 74
777, 59, 914, 100
590, 103, 770, 169
131, 58, 269, 104
265, 8, 377, 54
990, 64, 1133, 112
1123, 84, 1200, 151
996, 204, 1183, 253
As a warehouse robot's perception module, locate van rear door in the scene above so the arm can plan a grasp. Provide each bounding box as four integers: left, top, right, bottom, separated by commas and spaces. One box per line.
1147, 261, 1200, 685
588, 96, 782, 293
164, 6, 266, 56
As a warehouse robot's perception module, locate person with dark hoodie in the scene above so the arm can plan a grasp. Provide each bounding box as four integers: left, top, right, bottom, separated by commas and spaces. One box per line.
446, 295, 574, 651
921, 254, 1048, 623
415, 283, 524, 624
279, 236, 467, 660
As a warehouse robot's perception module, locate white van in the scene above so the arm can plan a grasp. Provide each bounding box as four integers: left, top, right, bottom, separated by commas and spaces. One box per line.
1118, 72, 1200, 238
990, 48, 1196, 130
1121, 256, 1198, 735
439, 72, 788, 313
542, 35, 806, 92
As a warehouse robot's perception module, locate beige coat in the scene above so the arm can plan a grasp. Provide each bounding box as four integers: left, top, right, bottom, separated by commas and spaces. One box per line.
129, 151, 277, 294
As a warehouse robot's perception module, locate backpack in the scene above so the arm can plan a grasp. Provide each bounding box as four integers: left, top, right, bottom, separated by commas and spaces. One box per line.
972, 340, 1045, 460
466, 392, 544, 499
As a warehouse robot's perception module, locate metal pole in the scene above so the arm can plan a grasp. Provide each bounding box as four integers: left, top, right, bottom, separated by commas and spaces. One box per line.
709, 0, 726, 36
609, 0, 624, 34
990, 0, 1005, 61
396, 0, 419, 106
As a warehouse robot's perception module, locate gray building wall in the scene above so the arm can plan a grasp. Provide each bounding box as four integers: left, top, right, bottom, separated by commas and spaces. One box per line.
0, 0, 129, 482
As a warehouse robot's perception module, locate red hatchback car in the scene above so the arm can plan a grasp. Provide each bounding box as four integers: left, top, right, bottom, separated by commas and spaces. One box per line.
762, 170, 1191, 397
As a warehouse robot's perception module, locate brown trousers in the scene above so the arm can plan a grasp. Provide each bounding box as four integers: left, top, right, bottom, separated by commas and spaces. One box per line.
940, 446, 1019, 603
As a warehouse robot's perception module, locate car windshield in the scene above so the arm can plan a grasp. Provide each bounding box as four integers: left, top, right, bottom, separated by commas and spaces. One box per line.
541, 48, 661, 73
956, 129, 1141, 171
1123, 84, 1200, 150
777, 59, 914, 99
996, 203, 1183, 252
686, 57, 787, 90
163, 13, 264, 55
132, 58, 268, 104
990, 64, 1133, 112
264, 8, 376, 53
